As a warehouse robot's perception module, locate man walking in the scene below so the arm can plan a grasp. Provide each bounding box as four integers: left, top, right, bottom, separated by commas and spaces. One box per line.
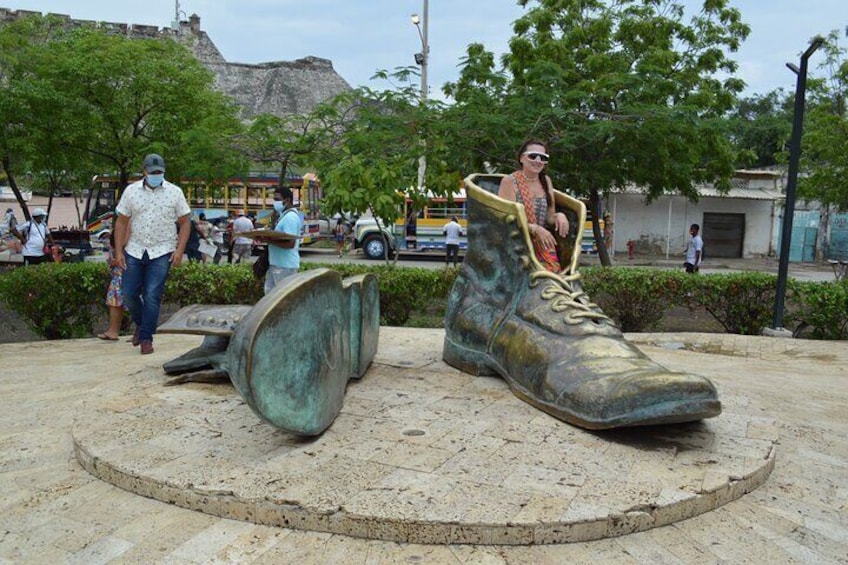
443, 215, 463, 267
231, 211, 254, 263
684, 223, 703, 274
113, 153, 190, 355
256, 186, 301, 295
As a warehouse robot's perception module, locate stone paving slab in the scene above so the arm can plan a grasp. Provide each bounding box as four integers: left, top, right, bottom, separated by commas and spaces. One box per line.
1, 330, 846, 562
70, 330, 776, 545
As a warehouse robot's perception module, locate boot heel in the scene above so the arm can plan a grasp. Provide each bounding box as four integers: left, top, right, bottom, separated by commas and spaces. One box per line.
443, 337, 497, 376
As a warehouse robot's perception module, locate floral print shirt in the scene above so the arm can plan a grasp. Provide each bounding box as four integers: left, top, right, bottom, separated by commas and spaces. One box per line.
116, 179, 191, 260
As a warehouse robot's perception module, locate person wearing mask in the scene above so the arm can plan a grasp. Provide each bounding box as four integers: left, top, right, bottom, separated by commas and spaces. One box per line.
113, 153, 191, 355
13, 208, 54, 265
253, 186, 301, 294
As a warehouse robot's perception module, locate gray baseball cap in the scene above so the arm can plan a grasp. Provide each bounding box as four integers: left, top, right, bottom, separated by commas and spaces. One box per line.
143, 153, 166, 173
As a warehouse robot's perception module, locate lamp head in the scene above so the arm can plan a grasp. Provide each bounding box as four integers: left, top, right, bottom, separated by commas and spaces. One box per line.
410, 13, 420, 25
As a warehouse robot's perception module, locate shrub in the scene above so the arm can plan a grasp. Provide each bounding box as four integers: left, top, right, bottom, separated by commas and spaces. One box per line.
787, 280, 848, 340
303, 263, 457, 326
0, 262, 108, 339
4, 261, 845, 341
581, 267, 686, 332
686, 271, 778, 335
165, 262, 261, 305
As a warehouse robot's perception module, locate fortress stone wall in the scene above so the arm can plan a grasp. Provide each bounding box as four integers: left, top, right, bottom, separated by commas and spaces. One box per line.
0, 7, 351, 119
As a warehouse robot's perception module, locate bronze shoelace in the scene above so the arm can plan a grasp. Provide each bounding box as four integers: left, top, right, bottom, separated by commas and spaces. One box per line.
529, 270, 611, 324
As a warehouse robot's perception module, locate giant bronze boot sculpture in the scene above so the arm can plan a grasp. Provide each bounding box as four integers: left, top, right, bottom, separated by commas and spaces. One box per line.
159, 269, 380, 436
443, 174, 721, 429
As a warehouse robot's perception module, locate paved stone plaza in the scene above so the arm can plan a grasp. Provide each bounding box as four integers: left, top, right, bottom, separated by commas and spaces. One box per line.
1, 329, 846, 563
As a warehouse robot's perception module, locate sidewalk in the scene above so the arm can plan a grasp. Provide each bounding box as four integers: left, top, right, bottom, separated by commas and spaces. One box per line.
610, 253, 837, 283
1, 329, 846, 563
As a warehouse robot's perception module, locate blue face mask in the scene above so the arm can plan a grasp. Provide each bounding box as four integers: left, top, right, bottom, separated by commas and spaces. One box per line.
273, 200, 286, 213
146, 173, 164, 188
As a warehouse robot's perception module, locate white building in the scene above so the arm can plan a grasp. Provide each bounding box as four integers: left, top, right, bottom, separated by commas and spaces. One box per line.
604, 170, 784, 259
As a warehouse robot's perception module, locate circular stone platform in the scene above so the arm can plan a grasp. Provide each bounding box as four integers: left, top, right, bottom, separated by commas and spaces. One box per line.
73, 330, 776, 545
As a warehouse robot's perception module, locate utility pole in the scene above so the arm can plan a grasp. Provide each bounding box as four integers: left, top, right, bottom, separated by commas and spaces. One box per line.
411, 0, 429, 189
772, 36, 824, 331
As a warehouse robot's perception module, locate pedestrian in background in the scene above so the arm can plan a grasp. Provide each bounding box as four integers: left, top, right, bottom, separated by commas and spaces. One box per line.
684, 223, 703, 274
97, 231, 125, 341
231, 211, 254, 263
333, 219, 346, 257
443, 215, 463, 267
13, 208, 54, 265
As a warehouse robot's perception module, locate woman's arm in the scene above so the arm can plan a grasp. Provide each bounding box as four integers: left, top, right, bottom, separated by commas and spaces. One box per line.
545, 178, 569, 237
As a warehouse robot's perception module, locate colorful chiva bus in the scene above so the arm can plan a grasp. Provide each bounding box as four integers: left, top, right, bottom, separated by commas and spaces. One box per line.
353, 189, 601, 260
352, 191, 469, 259
83, 173, 323, 244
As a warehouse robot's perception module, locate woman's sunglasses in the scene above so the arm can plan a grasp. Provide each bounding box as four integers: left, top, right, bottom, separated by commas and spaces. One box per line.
523, 151, 550, 163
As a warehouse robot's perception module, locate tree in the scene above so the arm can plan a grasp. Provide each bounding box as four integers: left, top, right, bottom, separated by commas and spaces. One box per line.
310, 72, 461, 261
42, 26, 240, 189
798, 28, 848, 212
233, 112, 328, 184
0, 14, 70, 221
728, 90, 793, 169
443, 0, 750, 266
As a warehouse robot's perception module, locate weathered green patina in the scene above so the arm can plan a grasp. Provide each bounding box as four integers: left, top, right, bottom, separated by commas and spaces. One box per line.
443, 174, 721, 429
159, 269, 380, 435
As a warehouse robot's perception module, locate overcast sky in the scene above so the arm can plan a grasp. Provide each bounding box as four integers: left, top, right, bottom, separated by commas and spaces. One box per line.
5, 1, 847, 99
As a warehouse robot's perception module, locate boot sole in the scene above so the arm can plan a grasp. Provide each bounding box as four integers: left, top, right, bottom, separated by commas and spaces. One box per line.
444, 336, 721, 429
510, 386, 722, 430
227, 269, 378, 436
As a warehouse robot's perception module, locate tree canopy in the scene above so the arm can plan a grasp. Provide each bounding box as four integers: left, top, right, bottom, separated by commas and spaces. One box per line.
798, 29, 848, 211
439, 0, 751, 264
0, 15, 243, 217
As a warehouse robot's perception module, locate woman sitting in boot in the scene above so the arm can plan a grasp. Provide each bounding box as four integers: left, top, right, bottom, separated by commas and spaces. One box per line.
498, 139, 569, 272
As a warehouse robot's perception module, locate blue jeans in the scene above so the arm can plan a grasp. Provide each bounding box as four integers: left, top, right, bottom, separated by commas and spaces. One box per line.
123, 251, 172, 342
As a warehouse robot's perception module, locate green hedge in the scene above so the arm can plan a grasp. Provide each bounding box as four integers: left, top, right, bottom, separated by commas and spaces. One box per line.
1, 262, 845, 341
581, 268, 690, 332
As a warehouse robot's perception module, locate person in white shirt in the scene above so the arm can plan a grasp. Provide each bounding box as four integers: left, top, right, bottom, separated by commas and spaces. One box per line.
231, 212, 254, 263
684, 223, 704, 274
443, 215, 464, 267
210, 218, 226, 264
113, 153, 191, 355
12, 208, 54, 265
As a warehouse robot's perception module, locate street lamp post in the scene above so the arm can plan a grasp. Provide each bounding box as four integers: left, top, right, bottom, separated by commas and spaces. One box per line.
772, 36, 824, 331
411, 0, 429, 189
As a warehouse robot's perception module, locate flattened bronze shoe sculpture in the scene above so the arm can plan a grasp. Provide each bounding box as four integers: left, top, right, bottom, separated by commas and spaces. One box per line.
159, 269, 380, 435
443, 174, 721, 430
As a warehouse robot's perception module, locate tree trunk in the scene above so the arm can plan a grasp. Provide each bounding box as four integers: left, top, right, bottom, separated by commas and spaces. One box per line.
816, 204, 829, 262
280, 158, 288, 187
589, 188, 612, 267
119, 168, 130, 194
1, 155, 31, 222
